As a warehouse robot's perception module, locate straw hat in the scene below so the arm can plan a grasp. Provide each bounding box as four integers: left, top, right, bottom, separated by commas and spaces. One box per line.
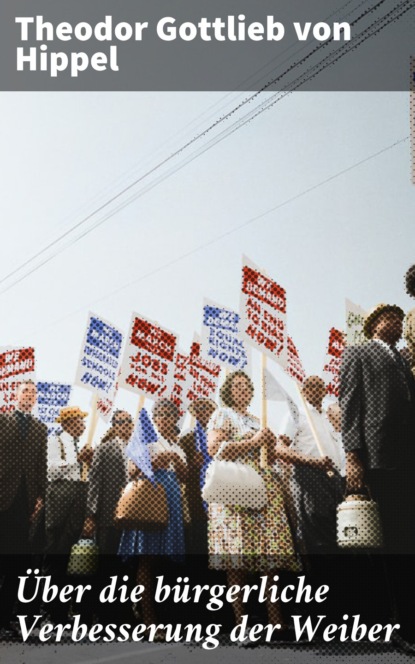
363, 303, 404, 339
55, 405, 88, 423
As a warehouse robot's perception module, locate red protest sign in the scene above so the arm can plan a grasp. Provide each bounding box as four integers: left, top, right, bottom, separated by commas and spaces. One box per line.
186, 340, 220, 402
97, 373, 120, 423
167, 351, 192, 418
240, 257, 287, 367
323, 328, 346, 397
0, 347, 36, 412
120, 314, 177, 399
285, 336, 306, 384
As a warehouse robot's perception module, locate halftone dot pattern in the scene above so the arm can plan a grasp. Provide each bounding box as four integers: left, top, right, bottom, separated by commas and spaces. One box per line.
405, 265, 415, 374
338, 300, 415, 659
411, 56, 415, 185
0, 314, 414, 662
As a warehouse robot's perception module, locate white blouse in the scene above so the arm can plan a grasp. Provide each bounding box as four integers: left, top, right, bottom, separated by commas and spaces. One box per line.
207, 407, 260, 460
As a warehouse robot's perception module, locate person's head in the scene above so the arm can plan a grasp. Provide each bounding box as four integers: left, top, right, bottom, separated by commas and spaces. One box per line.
111, 410, 134, 442
302, 375, 326, 409
188, 398, 217, 429
16, 380, 37, 413
56, 406, 88, 438
364, 304, 404, 345
327, 402, 341, 433
220, 371, 254, 412
152, 399, 180, 441
405, 265, 415, 298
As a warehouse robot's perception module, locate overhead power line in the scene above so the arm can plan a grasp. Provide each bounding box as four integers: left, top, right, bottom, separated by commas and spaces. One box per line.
29, 135, 409, 336
0, 0, 410, 298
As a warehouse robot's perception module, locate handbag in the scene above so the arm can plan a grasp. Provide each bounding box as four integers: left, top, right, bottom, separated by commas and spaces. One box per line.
202, 457, 267, 510
114, 478, 168, 530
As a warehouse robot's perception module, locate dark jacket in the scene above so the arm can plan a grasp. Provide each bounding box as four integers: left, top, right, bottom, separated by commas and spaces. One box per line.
86, 437, 128, 527
178, 430, 206, 522
0, 411, 47, 512
340, 340, 415, 470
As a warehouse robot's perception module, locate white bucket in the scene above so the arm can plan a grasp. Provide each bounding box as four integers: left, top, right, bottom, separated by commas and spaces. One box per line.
337, 495, 383, 549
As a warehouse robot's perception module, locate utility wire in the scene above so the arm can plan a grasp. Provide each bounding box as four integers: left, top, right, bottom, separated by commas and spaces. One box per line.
28, 135, 408, 336
0, 0, 409, 296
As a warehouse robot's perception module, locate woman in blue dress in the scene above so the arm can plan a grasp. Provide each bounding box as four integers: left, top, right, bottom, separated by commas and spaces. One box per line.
118, 399, 187, 634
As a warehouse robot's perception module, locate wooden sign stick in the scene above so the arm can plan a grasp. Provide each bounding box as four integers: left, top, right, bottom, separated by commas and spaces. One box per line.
134, 393, 146, 423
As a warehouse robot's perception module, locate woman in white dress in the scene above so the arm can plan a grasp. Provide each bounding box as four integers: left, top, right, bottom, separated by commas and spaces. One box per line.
207, 371, 332, 635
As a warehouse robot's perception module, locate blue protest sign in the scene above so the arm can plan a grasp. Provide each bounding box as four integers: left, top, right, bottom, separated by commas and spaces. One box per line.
75, 312, 123, 398
37, 381, 72, 434
201, 298, 248, 370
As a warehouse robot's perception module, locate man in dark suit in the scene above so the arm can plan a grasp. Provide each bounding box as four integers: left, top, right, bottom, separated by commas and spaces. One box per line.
179, 398, 217, 556
82, 410, 134, 624
340, 303, 415, 649
0, 380, 47, 637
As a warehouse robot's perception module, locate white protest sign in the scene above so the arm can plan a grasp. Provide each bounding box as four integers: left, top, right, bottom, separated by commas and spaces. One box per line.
96, 372, 120, 423
322, 327, 346, 398
37, 382, 72, 435
264, 365, 299, 424
75, 313, 123, 401
201, 297, 249, 371
167, 349, 193, 419
0, 346, 36, 413
120, 313, 177, 400
346, 298, 367, 346
285, 336, 306, 384
186, 336, 221, 403
240, 256, 287, 367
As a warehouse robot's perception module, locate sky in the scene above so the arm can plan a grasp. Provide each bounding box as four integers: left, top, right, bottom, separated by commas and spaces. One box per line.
0, 90, 413, 439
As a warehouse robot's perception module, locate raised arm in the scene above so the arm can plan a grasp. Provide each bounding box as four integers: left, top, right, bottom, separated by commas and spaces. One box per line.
275, 438, 334, 470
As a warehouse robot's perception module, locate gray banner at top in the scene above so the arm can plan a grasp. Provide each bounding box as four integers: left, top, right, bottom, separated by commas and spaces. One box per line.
0, 0, 413, 91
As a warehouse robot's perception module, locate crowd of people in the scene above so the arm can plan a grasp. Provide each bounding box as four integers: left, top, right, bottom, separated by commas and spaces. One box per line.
0, 264, 415, 651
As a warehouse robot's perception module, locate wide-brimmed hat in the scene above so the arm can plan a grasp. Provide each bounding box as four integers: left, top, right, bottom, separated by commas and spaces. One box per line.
188, 398, 217, 418
363, 303, 405, 339
55, 406, 88, 423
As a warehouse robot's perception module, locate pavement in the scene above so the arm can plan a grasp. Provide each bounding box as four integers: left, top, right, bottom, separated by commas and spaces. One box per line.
0, 639, 413, 664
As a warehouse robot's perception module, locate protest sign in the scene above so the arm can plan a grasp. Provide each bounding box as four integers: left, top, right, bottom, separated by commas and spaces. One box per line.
240, 256, 287, 367
75, 313, 123, 403
323, 327, 346, 398
37, 382, 72, 434
346, 298, 367, 346
167, 349, 192, 419
285, 336, 306, 384
0, 346, 35, 413
96, 377, 119, 423
201, 298, 248, 371
186, 337, 220, 403
264, 365, 299, 424
120, 314, 177, 399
